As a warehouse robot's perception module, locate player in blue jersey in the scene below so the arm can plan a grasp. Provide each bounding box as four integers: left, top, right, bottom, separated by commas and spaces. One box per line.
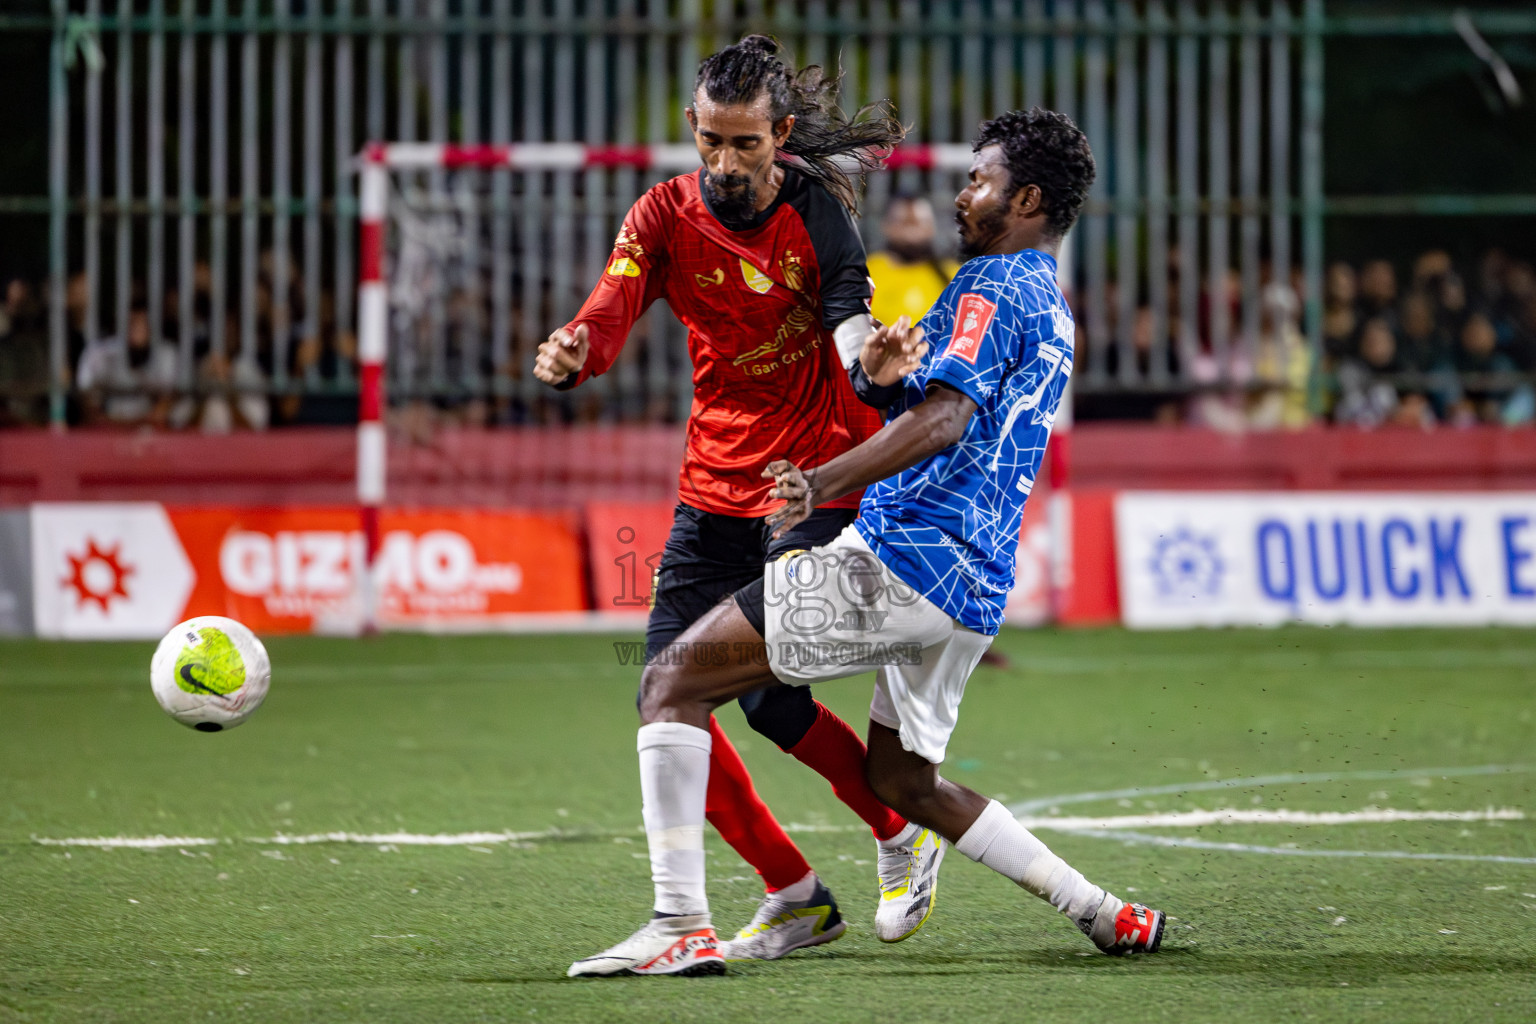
569, 109, 1165, 978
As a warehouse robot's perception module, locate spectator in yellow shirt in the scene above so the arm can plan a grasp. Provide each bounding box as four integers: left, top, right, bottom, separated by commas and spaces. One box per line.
866, 194, 960, 327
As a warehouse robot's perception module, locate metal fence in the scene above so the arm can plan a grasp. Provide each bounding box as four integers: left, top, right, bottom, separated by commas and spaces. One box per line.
16, 1, 1536, 428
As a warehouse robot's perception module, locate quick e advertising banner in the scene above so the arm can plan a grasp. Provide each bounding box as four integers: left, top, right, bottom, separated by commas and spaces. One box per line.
1116, 492, 1536, 628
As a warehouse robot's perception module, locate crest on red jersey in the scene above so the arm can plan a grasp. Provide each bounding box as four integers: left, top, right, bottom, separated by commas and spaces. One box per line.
740, 259, 774, 294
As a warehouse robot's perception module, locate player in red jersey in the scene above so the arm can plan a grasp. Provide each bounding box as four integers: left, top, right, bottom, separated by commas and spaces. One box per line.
535, 36, 943, 964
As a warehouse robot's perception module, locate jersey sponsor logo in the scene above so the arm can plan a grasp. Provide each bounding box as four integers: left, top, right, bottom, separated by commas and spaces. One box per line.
694, 268, 724, 288
779, 250, 805, 292
740, 258, 774, 294
731, 307, 817, 367
607, 255, 641, 277
613, 224, 645, 259
946, 293, 996, 364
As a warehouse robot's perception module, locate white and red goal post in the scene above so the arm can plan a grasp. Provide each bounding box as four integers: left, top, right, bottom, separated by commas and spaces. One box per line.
353, 141, 1074, 631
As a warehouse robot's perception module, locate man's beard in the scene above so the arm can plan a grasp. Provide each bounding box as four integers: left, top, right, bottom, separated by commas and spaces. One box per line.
704, 172, 759, 230
127, 341, 153, 369
956, 206, 1006, 260
886, 238, 936, 264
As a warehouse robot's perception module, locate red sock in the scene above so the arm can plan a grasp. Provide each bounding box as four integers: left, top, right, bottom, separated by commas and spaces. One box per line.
704, 716, 812, 892
788, 702, 908, 841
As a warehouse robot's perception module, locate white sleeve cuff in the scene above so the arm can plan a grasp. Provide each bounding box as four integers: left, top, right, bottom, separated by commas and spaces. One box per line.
832, 314, 875, 370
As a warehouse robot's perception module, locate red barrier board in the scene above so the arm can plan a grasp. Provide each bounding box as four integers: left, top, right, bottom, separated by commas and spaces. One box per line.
584, 501, 677, 612
1061, 489, 1121, 626
1002, 494, 1054, 626
582, 496, 1123, 627
32, 496, 1108, 639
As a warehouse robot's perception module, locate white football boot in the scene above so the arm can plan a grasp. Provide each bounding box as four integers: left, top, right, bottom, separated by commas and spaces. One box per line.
567, 914, 726, 978
718, 876, 847, 960
874, 824, 945, 942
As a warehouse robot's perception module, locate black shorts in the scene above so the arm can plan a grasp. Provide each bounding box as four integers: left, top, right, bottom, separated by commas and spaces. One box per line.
645, 502, 857, 660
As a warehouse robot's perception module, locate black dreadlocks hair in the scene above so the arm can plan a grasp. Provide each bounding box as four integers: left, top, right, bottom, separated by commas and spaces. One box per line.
694, 35, 906, 216
973, 108, 1096, 239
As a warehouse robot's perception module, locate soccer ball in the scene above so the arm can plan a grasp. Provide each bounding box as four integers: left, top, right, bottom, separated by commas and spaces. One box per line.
150, 616, 271, 732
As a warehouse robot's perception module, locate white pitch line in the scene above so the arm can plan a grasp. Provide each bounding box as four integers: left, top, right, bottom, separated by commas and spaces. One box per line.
26, 764, 1534, 852
1012, 763, 1536, 866
30, 830, 565, 850
1076, 829, 1536, 866
1021, 807, 1525, 830
27, 804, 1528, 850
31, 836, 222, 849
1008, 762, 1535, 818
260, 830, 557, 846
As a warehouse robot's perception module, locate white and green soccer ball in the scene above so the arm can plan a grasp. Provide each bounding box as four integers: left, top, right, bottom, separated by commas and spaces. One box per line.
150, 616, 271, 732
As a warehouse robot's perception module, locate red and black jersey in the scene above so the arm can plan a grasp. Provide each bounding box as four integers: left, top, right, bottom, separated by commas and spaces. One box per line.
563, 166, 882, 517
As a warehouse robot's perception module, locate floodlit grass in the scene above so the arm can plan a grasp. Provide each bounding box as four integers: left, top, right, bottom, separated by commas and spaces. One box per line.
2, 628, 1534, 1022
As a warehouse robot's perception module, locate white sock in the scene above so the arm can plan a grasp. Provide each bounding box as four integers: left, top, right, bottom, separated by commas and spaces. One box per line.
637, 722, 712, 918
955, 799, 1117, 932
771, 870, 817, 903
878, 822, 922, 849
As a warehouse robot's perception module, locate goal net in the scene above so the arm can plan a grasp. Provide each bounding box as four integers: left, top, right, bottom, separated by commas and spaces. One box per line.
351, 142, 1066, 631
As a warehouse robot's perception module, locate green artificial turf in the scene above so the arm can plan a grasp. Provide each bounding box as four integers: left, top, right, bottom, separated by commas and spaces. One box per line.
2, 627, 1534, 1022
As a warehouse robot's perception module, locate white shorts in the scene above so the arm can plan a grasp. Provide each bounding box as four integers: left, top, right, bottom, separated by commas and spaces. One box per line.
763, 525, 993, 763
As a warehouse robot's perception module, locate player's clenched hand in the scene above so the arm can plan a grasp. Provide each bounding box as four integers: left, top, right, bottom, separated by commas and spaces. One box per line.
859, 316, 928, 387
533, 323, 590, 385
763, 459, 813, 538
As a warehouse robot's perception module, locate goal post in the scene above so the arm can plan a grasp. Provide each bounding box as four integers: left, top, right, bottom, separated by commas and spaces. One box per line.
352, 141, 1071, 632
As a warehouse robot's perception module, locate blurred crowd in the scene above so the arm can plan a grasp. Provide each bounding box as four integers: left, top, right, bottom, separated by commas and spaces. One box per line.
1321, 249, 1535, 428
1071, 246, 1536, 430
2, 228, 1533, 433
0, 258, 357, 432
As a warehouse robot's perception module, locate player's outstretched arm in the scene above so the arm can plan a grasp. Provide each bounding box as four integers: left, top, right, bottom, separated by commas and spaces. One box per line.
537, 192, 667, 390
764, 383, 976, 536
532, 324, 590, 387
858, 316, 928, 387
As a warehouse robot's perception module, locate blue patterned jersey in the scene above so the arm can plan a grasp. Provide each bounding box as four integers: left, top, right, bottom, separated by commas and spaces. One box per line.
854, 248, 1073, 634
